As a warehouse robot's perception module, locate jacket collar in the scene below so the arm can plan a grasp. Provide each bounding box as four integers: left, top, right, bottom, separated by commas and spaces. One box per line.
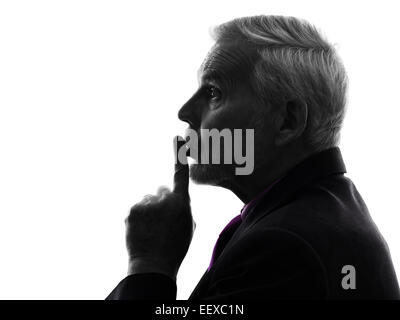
241, 147, 346, 227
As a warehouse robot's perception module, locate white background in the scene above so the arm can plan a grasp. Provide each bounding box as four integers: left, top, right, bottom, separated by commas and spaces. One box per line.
0, 0, 399, 299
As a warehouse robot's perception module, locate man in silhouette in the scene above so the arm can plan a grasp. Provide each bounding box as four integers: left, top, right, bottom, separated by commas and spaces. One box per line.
107, 15, 399, 299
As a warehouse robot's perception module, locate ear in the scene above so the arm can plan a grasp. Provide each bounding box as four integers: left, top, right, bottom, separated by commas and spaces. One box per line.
274, 99, 308, 147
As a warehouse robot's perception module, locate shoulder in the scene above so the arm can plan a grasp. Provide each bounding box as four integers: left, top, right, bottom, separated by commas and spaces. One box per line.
252, 174, 376, 248
209, 226, 329, 299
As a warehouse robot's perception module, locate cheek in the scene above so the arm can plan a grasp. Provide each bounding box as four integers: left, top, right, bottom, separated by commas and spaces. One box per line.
254, 117, 276, 153
200, 100, 257, 131
200, 110, 226, 131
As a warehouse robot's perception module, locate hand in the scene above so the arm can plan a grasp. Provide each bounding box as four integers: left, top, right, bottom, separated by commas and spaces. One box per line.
125, 137, 195, 281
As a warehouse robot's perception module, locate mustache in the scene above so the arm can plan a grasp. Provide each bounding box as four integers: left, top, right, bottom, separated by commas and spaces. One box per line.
184, 127, 199, 142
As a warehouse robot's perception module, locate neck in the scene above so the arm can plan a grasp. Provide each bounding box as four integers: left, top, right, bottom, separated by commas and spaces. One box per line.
218, 146, 314, 204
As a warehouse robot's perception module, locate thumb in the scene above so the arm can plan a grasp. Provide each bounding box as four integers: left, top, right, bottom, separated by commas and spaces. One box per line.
173, 136, 189, 196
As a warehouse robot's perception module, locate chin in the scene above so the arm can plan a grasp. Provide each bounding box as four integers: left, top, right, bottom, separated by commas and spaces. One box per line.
189, 163, 235, 186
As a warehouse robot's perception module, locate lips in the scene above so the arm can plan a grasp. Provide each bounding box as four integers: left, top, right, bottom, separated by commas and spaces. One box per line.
183, 127, 195, 141
183, 127, 199, 160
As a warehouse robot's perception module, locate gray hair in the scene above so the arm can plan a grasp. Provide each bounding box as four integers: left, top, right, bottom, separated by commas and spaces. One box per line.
211, 15, 348, 151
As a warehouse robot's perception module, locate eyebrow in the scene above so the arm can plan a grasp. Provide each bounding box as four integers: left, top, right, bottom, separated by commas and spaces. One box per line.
200, 69, 222, 83
197, 67, 233, 92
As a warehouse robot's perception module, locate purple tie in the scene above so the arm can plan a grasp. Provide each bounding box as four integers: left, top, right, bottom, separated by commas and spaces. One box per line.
207, 180, 281, 271
208, 214, 243, 271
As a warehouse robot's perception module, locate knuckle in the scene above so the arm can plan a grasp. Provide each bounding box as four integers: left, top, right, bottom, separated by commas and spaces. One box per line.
157, 185, 170, 194
129, 204, 140, 216
127, 203, 143, 222
125, 214, 132, 226
142, 194, 153, 202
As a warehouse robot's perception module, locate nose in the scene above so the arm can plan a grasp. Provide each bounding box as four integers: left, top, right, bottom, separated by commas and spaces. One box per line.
178, 107, 192, 128
178, 94, 200, 128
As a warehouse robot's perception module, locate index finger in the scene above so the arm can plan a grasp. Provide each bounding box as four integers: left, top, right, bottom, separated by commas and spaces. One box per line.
173, 136, 189, 196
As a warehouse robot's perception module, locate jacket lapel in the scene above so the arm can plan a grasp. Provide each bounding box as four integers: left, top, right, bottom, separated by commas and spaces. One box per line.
188, 147, 346, 299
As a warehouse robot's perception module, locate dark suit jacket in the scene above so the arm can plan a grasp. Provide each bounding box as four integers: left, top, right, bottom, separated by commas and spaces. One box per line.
107, 148, 400, 300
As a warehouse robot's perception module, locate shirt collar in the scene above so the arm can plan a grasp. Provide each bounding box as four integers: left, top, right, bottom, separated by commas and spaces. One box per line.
240, 178, 282, 220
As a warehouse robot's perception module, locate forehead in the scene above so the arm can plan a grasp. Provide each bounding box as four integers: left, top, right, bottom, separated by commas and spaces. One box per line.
198, 42, 256, 84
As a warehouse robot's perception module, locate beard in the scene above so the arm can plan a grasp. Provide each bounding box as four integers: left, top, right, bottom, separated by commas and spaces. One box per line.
188, 111, 270, 186
189, 163, 236, 186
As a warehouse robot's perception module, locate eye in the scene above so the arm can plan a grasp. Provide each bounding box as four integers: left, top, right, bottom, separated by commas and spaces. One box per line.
206, 85, 222, 102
